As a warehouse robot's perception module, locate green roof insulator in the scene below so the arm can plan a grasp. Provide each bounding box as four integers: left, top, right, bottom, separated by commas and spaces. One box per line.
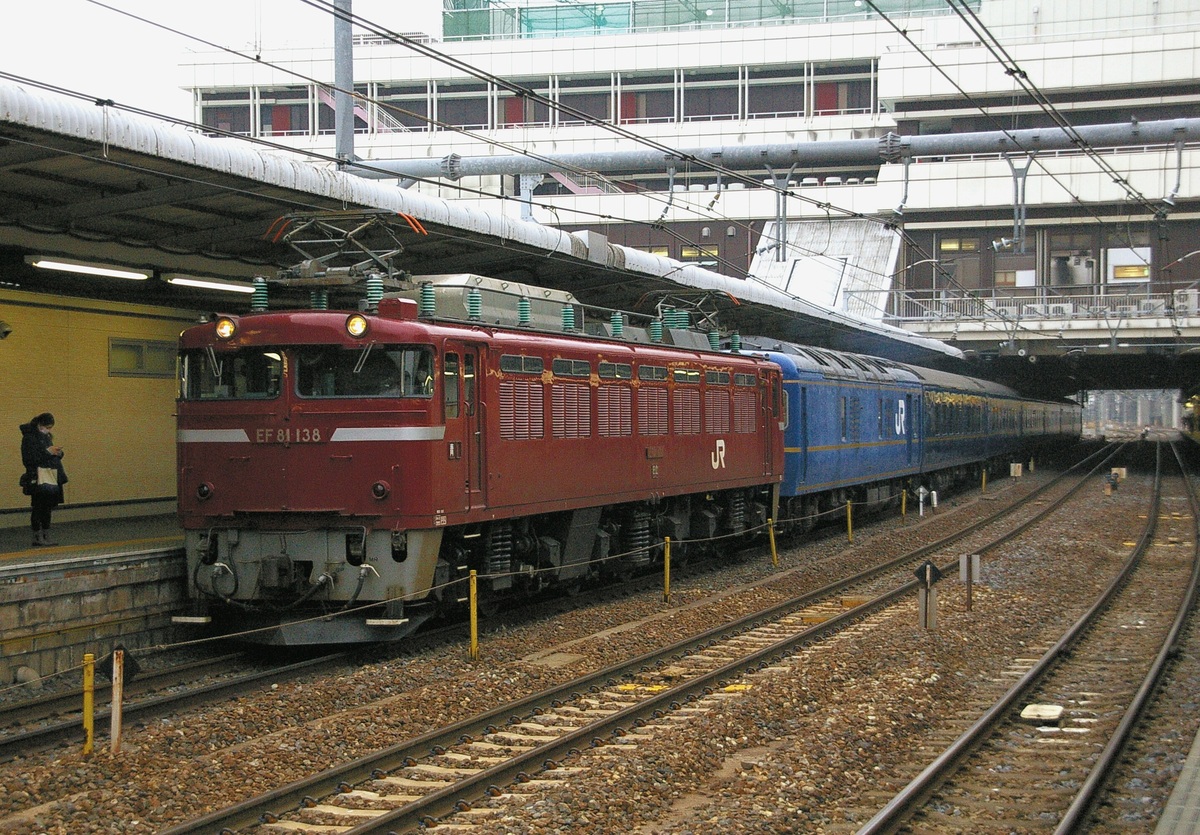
675, 309, 689, 329
562, 304, 576, 332
610, 311, 624, 337
418, 282, 436, 318
730, 331, 742, 353
310, 289, 328, 310
365, 275, 384, 312
467, 288, 482, 320
250, 276, 269, 311
649, 319, 663, 343
517, 296, 531, 326
707, 330, 720, 350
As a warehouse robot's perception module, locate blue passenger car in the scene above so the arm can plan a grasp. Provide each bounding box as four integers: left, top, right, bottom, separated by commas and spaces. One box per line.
742, 337, 1080, 531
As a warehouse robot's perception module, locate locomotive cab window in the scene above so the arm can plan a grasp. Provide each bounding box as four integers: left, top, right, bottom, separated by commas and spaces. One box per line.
180, 347, 282, 400
444, 353, 460, 418
294, 345, 434, 399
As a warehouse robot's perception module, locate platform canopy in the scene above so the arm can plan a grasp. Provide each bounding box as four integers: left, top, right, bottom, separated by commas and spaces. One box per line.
0, 78, 959, 367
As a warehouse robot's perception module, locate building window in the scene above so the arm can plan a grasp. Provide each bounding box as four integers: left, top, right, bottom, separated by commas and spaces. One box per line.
939, 238, 979, 252
681, 245, 718, 267
201, 105, 252, 136
633, 245, 671, 257
110, 339, 176, 378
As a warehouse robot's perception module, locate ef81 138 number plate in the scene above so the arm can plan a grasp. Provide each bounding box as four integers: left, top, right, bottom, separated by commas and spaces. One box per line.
255, 427, 323, 443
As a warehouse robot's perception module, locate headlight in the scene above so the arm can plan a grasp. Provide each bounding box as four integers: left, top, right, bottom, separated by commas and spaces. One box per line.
346, 314, 369, 338
214, 317, 237, 339
372, 481, 390, 499
197, 482, 214, 500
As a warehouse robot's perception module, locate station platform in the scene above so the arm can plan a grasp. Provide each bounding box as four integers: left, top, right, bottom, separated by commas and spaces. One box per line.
1156, 729, 1200, 833
0, 512, 182, 564
0, 512, 186, 687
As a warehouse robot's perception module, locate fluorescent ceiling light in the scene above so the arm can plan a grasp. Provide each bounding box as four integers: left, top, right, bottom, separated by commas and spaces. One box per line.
26, 256, 151, 281
165, 275, 256, 294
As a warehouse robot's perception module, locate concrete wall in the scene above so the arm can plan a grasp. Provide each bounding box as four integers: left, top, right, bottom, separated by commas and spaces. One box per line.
0, 288, 198, 528
0, 554, 187, 686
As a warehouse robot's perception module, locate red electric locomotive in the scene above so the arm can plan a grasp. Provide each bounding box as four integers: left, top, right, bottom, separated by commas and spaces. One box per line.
175, 276, 785, 643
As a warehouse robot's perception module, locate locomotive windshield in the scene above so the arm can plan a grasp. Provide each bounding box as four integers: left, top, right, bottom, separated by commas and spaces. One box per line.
180, 348, 282, 400
294, 345, 434, 399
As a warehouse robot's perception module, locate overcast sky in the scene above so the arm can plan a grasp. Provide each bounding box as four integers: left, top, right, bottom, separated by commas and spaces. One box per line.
0, 0, 443, 119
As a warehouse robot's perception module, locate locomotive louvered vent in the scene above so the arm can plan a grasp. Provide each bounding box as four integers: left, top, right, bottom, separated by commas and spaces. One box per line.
673, 388, 701, 435
552, 383, 592, 439
598, 386, 632, 437
500, 380, 545, 440
734, 390, 757, 433
638, 387, 668, 436
705, 389, 731, 434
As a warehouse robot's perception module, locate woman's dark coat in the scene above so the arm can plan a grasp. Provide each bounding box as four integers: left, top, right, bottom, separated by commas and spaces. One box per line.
19, 421, 67, 498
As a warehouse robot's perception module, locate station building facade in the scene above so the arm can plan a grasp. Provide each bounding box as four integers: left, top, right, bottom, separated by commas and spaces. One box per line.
181, 0, 1200, 332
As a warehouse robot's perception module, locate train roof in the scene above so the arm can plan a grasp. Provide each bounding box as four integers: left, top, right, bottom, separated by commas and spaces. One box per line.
740, 336, 921, 385
741, 335, 1027, 399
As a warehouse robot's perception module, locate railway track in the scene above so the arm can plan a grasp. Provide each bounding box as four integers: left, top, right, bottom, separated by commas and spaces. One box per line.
160, 446, 1122, 834
0, 447, 1111, 770
0, 651, 354, 763
855, 440, 1200, 833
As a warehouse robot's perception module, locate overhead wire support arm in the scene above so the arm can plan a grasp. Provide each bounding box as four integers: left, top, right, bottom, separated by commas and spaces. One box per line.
1002, 153, 1035, 254
764, 163, 798, 263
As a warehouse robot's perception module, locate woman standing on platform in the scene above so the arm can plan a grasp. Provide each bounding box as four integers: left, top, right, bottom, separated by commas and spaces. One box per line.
19, 412, 67, 546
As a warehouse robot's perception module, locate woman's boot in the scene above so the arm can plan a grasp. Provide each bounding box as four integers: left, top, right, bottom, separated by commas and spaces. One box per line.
41, 530, 57, 546
32, 529, 44, 546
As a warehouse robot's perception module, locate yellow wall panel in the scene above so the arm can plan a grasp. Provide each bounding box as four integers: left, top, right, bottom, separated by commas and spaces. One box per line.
1, 289, 199, 523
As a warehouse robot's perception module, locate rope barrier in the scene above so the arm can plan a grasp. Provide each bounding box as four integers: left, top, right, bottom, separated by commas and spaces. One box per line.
6, 483, 940, 674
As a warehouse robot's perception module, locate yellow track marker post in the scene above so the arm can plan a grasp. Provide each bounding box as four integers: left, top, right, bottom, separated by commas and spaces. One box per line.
468, 570, 479, 661
847, 500, 854, 543
82, 653, 94, 756
768, 519, 778, 568
663, 537, 671, 604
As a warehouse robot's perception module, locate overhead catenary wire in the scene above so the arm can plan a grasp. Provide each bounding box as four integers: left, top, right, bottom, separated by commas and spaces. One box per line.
943, 0, 1164, 220
73, 0, 916, 284
861, 0, 1159, 261
70, 0, 796, 279
14, 1, 1129, 343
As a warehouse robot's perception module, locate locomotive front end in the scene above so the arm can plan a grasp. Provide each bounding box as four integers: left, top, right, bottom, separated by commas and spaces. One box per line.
174, 304, 445, 643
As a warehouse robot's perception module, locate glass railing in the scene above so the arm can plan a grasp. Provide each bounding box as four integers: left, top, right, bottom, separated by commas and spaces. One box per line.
442, 0, 970, 42
847, 289, 1200, 325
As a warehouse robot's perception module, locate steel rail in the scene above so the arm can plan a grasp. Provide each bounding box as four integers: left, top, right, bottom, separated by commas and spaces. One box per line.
856, 443, 1170, 835
162, 445, 1115, 834
0, 652, 350, 763
1053, 441, 1200, 833
0, 652, 243, 729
